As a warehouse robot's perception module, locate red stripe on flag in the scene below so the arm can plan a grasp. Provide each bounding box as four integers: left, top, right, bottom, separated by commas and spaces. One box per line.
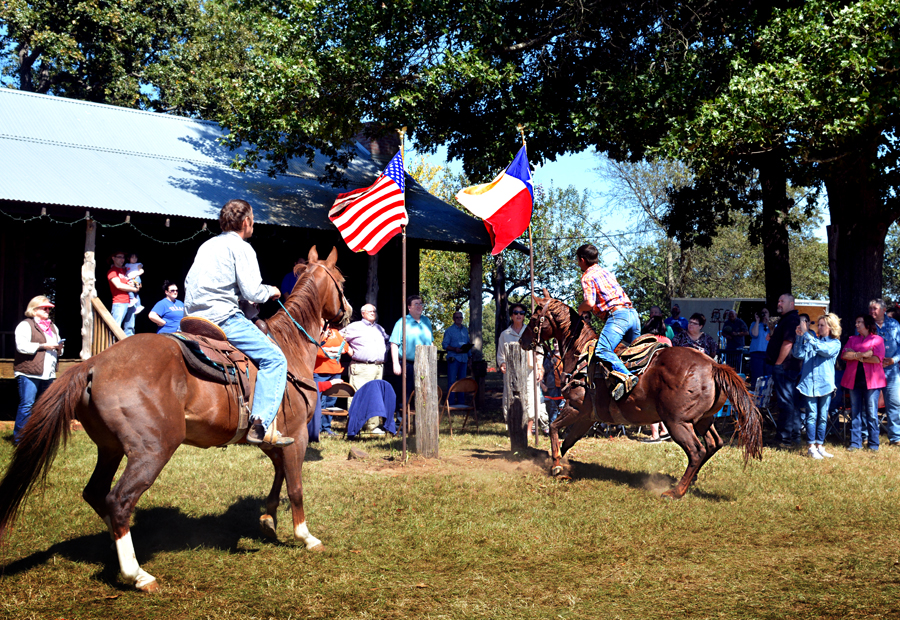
342, 200, 406, 249
483, 187, 533, 255
355, 212, 408, 253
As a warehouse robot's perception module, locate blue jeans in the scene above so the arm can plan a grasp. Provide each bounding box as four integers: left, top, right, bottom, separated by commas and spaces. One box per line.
593, 308, 641, 376
849, 387, 881, 450
111, 302, 135, 336
446, 358, 467, 405
15, 375, 53, 444
803, 393, 833, 445
314, 372, 340, 433
221, 313, 287, 430
748, 352, 771, 387
773, 363, 802, 443
881, 370, 900, 443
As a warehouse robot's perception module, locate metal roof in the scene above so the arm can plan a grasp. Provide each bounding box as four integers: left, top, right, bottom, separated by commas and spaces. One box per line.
0, 89, 492, 248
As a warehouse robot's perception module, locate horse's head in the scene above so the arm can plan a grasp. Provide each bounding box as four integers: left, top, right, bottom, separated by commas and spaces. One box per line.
307, 246, 352, 328
519, 289, 557, 351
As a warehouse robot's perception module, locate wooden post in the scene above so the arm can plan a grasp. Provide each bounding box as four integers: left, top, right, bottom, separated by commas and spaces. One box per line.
504, 342, 528, 451
414, 344, 439, 458
366, 253, 379, 306
80, 218, 97, 360
468, 251, 485, 408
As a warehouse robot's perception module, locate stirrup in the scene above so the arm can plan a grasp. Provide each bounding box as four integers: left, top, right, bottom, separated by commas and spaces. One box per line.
608, 371, 638, 402
247, 421, 294, 447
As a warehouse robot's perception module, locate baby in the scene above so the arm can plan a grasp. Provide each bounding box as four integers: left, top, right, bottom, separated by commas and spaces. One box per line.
125, 253, 144, 314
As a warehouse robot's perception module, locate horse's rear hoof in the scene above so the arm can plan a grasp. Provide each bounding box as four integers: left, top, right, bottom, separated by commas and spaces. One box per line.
550, 465, 564, 477
259, 515, 277, 540
309, 543, 325, 552
661, 489, 682, 500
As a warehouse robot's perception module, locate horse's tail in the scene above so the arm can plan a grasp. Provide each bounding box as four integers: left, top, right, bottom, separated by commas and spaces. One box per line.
0, 362, 91, 541
713, 362, 764, 466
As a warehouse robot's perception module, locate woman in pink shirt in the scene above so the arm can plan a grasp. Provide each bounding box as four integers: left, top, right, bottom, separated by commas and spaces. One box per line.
840, 314, 886, 451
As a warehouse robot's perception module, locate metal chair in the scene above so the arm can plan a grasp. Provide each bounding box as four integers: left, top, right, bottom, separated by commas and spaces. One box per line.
441, 377, 478, 436
749, 375, 776, 427
406, 386, 443, 436
321, 382, 355, 435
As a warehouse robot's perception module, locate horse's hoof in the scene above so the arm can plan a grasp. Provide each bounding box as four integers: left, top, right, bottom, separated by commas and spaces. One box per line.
134, 570, 159, 593
309, 543, 325, 553
661, 489, 682, 500
556, 475, 572, 481
550, 465, 564, 477
259, 515, 277, 540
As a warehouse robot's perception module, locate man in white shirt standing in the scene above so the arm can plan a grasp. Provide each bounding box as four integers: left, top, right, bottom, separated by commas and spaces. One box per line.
184, 199, 291, 447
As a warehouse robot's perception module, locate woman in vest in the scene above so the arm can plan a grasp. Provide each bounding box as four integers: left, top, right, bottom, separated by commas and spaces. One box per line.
13, 296, 63, 444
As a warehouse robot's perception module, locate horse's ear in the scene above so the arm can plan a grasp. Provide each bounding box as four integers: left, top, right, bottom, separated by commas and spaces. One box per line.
307, 246, 319, 263
532, 293, 542, 306
542, 287, 550, 300
324, 246, 338, 269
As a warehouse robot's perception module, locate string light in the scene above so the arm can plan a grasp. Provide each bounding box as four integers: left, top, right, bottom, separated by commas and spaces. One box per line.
0, 207, 214, 245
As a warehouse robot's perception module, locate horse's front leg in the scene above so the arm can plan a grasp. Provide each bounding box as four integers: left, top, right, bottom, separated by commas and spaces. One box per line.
259, 447, 285, 540
280, 428, 324, 551
548, 402, 586, 475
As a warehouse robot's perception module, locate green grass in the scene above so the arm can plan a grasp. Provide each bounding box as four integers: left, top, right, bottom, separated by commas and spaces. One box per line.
1, 422, 899, 620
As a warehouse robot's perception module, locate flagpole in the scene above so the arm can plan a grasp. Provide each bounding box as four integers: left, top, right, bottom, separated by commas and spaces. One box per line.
517, 125, 539, 448
399, 127, 408, 462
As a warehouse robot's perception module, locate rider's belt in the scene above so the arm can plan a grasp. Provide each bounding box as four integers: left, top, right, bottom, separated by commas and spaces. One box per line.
352, 359, 383, 365
608, 304, 634, 314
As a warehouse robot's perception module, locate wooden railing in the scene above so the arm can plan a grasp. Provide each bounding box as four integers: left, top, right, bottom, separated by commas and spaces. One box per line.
91, 297, 127, 356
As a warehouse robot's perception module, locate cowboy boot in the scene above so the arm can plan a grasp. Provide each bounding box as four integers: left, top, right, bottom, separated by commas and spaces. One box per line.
608, 371, 638, 401
247, 419, 294, 447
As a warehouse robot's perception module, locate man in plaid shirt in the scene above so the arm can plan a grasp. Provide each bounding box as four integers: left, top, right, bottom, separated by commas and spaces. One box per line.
575, 243, 642, 400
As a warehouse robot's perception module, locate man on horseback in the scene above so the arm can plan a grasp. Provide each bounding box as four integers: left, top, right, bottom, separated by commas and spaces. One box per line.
184, 199, 293, 447
575, 243, 641, 401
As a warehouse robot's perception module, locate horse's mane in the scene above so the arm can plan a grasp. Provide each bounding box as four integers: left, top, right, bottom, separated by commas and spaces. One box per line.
265, 262, 346, 368
547, 299, 597, 354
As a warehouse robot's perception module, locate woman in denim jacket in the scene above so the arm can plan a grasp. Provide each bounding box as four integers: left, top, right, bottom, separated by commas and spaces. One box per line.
793, 313, 842, 459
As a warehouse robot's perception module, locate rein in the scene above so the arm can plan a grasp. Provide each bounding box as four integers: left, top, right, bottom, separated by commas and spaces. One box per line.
275, 262, 348, 360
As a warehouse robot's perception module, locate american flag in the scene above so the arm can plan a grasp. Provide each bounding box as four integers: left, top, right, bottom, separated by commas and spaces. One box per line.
328, 151, 408, 255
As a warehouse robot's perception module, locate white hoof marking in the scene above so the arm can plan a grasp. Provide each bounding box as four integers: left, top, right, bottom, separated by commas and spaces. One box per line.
294, 521, 323, 550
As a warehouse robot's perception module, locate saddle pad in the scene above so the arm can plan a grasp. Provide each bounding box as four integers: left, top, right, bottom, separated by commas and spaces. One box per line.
164, 333, 250, 387
180, 316, 227, 341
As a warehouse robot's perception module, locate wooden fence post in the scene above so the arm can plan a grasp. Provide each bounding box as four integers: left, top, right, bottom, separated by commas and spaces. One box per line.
414, 344, 439, 458
80, 218, 97, 360
504, 342, 528, 451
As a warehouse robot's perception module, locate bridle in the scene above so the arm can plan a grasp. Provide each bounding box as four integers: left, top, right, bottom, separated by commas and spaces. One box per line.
276, 261, 350, 357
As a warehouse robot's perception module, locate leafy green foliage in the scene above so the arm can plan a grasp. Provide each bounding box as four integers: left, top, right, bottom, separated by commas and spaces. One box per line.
1, 0, 201, 107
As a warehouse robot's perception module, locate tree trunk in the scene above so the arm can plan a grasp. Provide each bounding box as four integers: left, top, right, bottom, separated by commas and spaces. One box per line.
757, 153, 793, 311
825, 146, 896, 339
492, 254, 508, 353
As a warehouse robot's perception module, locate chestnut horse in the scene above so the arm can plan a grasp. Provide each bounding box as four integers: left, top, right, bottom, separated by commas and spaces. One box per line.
0, 246, 349, 591
519, 295, 763, 498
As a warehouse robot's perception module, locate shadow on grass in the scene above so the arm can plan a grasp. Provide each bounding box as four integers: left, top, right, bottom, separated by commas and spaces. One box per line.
0, 495, 283, 587
567, 459, 733, 502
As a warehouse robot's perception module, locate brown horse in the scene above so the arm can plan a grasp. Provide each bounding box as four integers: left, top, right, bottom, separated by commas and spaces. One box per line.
519, 295, 763, 498
0, 246, 349, 592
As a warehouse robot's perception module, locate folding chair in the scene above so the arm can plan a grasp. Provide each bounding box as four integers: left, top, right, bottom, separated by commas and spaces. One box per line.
826, 388, 849, 444
749, 375, 776, 427
321, 382, 355, 435
441, 377, 478, 436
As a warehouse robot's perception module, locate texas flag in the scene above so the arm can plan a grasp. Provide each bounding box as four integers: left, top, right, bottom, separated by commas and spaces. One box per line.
455, 146, 533, 255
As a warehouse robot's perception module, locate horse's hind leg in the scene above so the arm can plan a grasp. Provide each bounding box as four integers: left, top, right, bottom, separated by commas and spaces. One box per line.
663, 421, 707, 499
82, 442, 125, 537
259, 448, 286, 540
106, 447, 178, 592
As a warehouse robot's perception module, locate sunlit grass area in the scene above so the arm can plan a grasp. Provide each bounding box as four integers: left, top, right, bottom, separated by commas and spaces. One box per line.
1, 421, 899, 620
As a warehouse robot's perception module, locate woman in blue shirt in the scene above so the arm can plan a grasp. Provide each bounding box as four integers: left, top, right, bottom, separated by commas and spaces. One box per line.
748, 307, 770, 386
792, 313, 842, 459
148, 281, 185, 334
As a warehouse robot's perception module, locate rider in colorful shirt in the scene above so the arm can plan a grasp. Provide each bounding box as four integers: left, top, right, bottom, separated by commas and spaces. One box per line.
575, 243, 642, 400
